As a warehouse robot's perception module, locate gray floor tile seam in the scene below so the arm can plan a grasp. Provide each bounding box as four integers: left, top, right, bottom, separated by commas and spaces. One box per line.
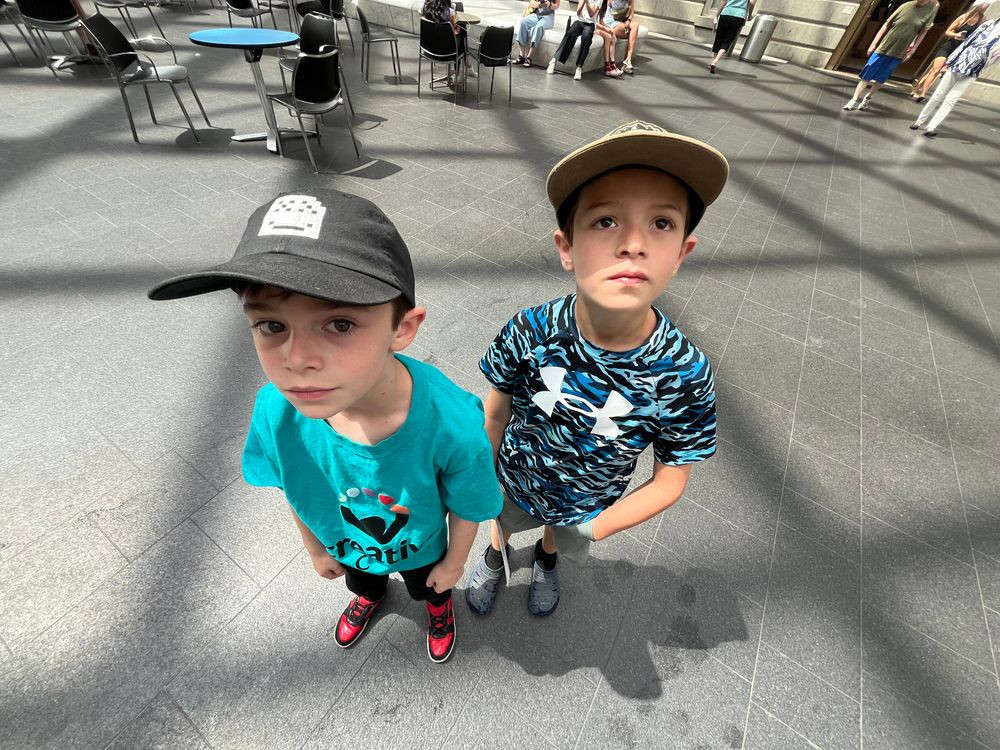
971, 562, 1000, 684
859, 671, 999, 750
675, 493, 777, 558
750, 703, 826, 749
757, 639, 862, 709
856, 402, 952, 454
775, 502, 861, 568
785, 436, 864, 493
859, 508, 979, 572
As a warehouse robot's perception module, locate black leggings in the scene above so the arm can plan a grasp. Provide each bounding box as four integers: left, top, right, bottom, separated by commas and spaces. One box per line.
555, 21, 595, 67
344, 555, 450, 606
712, 15, 744, 54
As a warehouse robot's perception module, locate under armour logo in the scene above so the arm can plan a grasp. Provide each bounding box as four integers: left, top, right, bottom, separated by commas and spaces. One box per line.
531, 367, 633, 439
258, 195, 326, 240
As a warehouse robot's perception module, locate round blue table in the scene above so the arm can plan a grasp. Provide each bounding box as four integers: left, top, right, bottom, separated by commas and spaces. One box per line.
190, 28, 299, 153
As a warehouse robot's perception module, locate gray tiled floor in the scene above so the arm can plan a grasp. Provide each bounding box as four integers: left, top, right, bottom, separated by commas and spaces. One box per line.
2, 4, 1000, 748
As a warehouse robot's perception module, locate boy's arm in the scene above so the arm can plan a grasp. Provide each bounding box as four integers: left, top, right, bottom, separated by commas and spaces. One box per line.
290, 507, 345, 580
483, 388, 514, 463
426, 514, 480, 593
586, 462, 692, 540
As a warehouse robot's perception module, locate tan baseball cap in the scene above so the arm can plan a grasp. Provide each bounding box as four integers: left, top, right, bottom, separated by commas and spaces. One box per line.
546, 120, 730, 232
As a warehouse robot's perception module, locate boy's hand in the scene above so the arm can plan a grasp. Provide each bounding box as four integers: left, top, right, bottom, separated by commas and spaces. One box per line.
310, 550, 345, 580
426, 560, 466, 593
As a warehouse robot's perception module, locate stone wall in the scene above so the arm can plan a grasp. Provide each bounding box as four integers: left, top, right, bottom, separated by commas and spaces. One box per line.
635, 0, 1000, 104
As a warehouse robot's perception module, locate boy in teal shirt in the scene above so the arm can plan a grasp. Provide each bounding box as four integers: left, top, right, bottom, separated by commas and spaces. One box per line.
149, 190, 502, 663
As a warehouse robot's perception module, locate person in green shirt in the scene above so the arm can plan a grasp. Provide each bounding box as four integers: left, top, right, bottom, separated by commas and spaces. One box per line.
843, 0, 939, 111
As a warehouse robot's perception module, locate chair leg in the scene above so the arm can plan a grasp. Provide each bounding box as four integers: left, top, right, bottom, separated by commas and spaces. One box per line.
417, 54, 421, 97
339, 63, 354, 116
490, 66, 495, 99
508, 62, 512, 104
343, 102, 360, 159
0, 30, 20, 66
144, 5, 166, 40
143, 85, 157, 123
187, 79, 212, 126
294, 110, 319, 173
269, 101, 284, 156
390, 41, 399, 79
116, 8, 137, 37
362, 42, 368, 83
169, 82, 201, 142
341, 16, 354, 49
476, 60, 480, 108
227, 9, 233, 27
119, 87, 140, 143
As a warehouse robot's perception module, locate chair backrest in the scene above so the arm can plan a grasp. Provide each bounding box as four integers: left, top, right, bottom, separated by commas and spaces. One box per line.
328, 0, 345, 18
419, 17, 457, 59
80, 13, 137, 72
478, 25, 513, 64
356, 5, 370, 35
15, 0, 78, 23
227, 0, 254, 11
299, 12, 337, 54
292, 47, 342, 104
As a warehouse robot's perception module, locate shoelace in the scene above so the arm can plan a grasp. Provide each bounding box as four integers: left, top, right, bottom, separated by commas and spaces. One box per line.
346, 598, 377, 625
428, 608, 452, 637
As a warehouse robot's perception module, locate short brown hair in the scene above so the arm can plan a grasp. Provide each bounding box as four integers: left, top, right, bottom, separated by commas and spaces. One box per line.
233, 282, 413, 327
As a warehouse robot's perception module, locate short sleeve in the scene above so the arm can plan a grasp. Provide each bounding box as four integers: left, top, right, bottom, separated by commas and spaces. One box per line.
439, 445, 504, 522
242, 406, 282, 489
479, 314, 528, 394
653, 358, 717, 465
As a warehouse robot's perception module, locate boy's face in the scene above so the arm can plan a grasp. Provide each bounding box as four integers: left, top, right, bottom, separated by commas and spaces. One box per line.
242, 289, 424, 420
554, 168, 698, 317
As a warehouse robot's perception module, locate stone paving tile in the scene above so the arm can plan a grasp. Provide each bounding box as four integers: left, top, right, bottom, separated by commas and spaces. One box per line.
4, 7, 1000, 747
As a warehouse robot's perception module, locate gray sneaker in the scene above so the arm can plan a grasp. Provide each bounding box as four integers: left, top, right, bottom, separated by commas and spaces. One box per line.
528, 556, 560, 617
464, 547, 505, 615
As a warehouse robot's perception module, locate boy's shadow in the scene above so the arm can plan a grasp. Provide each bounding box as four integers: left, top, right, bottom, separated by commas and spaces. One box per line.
387, 548, 750, 700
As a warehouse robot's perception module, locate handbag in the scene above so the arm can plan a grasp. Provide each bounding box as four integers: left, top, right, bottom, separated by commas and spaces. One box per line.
612, 2, 629, 22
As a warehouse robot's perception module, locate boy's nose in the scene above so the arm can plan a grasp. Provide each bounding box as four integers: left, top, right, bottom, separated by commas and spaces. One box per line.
616, 231, 647, 258
284, 332, 321, 371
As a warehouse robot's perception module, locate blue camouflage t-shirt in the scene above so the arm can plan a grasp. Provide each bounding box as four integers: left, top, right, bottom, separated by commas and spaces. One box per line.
480, 295, 716, 525
243, 355, 503, 575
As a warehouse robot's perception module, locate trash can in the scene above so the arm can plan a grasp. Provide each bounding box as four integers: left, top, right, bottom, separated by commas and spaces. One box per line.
739, 14, 778, 63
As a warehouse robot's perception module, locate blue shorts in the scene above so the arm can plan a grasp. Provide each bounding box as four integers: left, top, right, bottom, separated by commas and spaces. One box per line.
859, 52, 902, 84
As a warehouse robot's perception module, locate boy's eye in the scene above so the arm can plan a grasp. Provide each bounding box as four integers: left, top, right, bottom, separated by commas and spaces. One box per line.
595, 217, 617, 229
253, 320, 285, 336
327, 319, 356, 335
654, 218, 674, 230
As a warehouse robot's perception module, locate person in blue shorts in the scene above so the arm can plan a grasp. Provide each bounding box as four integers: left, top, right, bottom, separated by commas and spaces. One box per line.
464, 121, 729, 617
148, 190, 502, 663
843, 0, 938, 111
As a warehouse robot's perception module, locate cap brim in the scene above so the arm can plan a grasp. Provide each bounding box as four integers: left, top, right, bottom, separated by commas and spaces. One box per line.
147, 252, 404, 306
546, 132, 729, 227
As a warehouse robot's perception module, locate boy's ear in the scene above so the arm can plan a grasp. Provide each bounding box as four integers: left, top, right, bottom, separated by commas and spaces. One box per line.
391, 306, 426, 351
672, 234, 698, 277
554, 229, 574, 272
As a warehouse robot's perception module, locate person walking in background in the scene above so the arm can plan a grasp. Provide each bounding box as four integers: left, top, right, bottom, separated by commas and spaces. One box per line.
547, 0, 605, 80
709, 0, 756, 74
910, 15, 1000, 136
843, 0, 939, 110
910, 1, 990, 102
514, 0, 561, 67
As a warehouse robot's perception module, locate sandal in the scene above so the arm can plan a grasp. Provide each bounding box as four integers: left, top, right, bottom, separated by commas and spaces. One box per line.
512, 55, 525, 66
523, 56, 532, 67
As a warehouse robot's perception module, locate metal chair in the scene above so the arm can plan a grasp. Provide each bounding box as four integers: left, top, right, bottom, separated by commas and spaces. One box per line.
0, 0, 39, 65
14, 0, 89, 73
277, 12, 353, 115
468, 24, 512, 106
268, 46, 360, 172
356, 5, 398, 84
93, 0, 166, 40
80, 13, 211, 143
225, 0, 277, 28
418, 18, 462, 104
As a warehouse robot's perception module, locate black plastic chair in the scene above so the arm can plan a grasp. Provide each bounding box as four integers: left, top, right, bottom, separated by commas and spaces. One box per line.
0, 1, 39, 65
356, 5, 398, 84
80, 13, 211, 143
15, 0, 88, 73
295, 0, 353, 48
418, 17, 462, 103
468, 24, 512, 106
268, 46, 359, 172
225, 0, 277, 29
93, 0, 166, 40
277, 12, 353, 114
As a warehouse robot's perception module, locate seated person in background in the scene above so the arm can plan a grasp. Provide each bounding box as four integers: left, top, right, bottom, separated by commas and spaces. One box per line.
514, 0, 561, 67
422, 0, 466, 65
547, 0, 605, 80
602, 0, 639, 75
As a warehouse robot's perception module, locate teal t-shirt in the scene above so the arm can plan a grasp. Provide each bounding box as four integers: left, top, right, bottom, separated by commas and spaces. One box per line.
720, 0, 750, 19
242, 354, 503, 575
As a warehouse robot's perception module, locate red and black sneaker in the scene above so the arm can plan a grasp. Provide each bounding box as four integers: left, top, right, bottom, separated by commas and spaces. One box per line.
335, 595, 382, 648
426, 597, 456, 663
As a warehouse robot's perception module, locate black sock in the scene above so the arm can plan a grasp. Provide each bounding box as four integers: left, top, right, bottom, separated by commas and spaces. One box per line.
484, 545, 504, 570
534, 539, 558, 571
